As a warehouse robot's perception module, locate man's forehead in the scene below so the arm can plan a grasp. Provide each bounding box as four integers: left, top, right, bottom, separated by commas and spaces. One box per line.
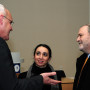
5, 8, 12, 20
79, 26, 88, 33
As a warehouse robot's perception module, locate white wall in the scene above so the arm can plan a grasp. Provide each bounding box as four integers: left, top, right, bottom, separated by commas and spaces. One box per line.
0, 0, 89, 77
89, 0, 90, 23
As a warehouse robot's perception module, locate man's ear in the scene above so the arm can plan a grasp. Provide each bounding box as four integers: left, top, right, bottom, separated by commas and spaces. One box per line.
0, 15, 3, 25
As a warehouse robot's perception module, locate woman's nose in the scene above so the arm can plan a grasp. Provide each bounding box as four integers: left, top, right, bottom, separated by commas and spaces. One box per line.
39, 54, 43, 59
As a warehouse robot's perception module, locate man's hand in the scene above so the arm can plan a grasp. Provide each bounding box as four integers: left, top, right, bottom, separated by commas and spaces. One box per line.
40, 72, 61, 85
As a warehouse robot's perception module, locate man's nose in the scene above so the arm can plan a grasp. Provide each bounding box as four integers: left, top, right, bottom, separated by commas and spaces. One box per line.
76, 37, 80, 42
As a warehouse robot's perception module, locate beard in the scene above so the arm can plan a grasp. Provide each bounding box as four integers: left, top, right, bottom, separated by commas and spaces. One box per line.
79, 43, 89, 54
79, 44, 83, 51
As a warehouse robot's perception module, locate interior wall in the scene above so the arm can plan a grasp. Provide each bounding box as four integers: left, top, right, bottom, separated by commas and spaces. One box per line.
89, 0, 90, 23
1, 0, 89, 77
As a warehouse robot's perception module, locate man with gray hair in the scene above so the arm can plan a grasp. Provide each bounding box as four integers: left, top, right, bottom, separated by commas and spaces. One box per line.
73, 24, 90, 90
0, 4, 60, 90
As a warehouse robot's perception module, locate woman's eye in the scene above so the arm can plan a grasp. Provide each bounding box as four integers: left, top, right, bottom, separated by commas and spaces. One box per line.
43, 52, 48, 56
36, 52, 40, 55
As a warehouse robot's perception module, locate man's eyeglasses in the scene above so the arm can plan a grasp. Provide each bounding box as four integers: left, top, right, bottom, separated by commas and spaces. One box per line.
3, 16, 14, 24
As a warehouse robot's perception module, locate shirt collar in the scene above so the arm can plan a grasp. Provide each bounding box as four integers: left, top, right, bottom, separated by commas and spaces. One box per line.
88, 54, 90, 58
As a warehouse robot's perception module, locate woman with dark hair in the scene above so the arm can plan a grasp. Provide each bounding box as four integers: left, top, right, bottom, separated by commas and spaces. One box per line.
18, 44, 61, 90
26, 44, 59, 90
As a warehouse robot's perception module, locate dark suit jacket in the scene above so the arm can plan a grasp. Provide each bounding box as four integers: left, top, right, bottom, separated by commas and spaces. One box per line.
0, 37, 43, 90
73, 53, 90, 90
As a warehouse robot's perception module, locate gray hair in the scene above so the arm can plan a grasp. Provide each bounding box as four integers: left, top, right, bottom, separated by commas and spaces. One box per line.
81, 24, 90, 33
85, 24, 90, 33
0, 4, 6, 16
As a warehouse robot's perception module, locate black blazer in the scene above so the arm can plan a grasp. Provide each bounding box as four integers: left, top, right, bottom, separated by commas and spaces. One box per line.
73, 53, 90, 90
0, 37, 43, 90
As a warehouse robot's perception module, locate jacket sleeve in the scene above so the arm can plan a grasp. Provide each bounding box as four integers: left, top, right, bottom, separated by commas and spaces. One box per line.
15, 75, 43, 90
0, 37, 43, 90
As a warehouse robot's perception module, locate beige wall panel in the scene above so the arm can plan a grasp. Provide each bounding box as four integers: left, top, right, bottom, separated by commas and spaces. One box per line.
1, 0, 89, 77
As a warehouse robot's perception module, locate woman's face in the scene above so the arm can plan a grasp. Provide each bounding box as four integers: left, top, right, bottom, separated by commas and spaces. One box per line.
34, 46, 50, 67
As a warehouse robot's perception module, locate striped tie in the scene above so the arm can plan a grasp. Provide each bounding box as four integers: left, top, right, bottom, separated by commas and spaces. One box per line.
77, 56, 88, 86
